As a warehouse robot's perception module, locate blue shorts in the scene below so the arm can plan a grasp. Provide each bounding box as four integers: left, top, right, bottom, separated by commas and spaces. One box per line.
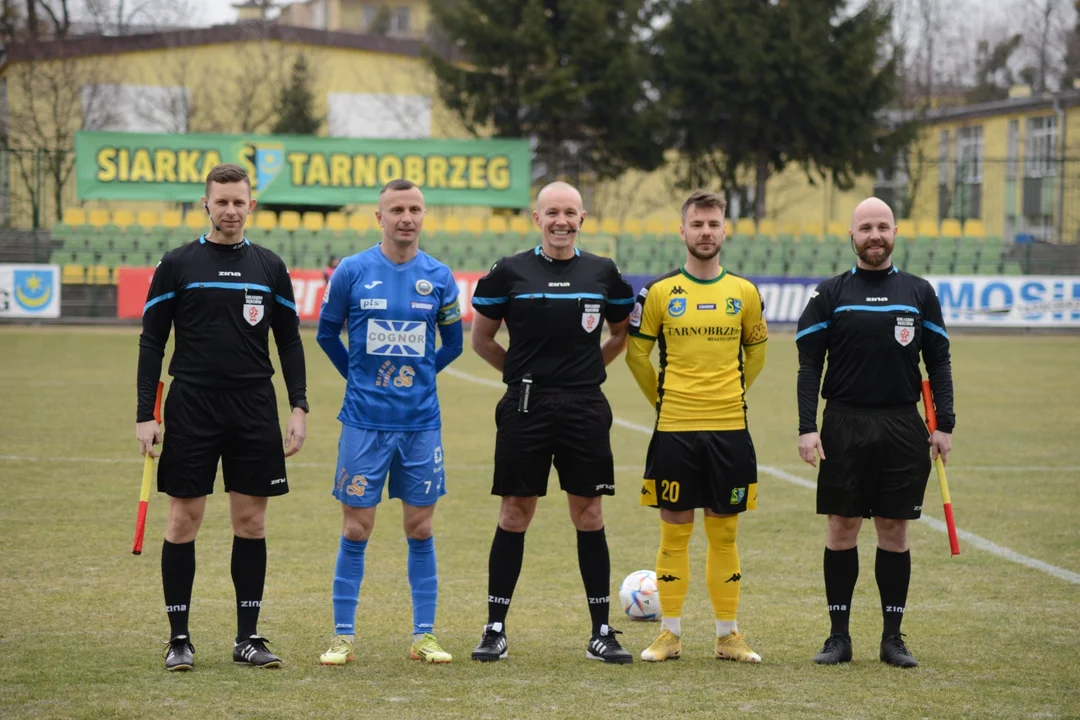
333, 426, 446, 508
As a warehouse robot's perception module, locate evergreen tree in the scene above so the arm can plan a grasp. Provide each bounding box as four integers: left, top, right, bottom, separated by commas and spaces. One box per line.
653, 0, 905, 221
426, 0, 665, 187
272, 53, 323, 136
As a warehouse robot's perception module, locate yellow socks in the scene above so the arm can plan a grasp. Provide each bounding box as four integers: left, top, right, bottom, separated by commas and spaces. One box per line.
656, 520, 693, 634
704, 514, 741, 631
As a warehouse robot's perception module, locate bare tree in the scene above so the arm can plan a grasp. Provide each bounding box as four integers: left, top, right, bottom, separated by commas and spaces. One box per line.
1, 54, 117, 226
80, 0, 199, 34
1015, 0, 1072, 92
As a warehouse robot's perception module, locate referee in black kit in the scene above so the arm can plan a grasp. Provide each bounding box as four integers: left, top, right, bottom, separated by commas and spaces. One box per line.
468, 181, 636, 664
795, 197, 954, 669
136, 163, 309, 672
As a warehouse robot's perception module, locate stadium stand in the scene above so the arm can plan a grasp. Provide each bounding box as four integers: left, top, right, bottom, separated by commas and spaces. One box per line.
41, 209, 1021, 283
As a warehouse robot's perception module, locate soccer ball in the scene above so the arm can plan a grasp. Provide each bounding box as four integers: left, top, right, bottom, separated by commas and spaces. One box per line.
619, 569, 661, 621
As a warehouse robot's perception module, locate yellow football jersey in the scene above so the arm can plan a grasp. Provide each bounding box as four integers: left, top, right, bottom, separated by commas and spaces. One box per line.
627, 267, 767, 431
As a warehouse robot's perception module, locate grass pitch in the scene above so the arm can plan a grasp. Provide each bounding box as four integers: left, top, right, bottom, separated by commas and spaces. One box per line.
1, 327, 1078, 719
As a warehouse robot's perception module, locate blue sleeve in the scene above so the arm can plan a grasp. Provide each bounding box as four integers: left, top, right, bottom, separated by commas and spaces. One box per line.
435, 267, 462, 372
317, 259, 351, 378
317, 315, 349, 379
319, 258, 353, 323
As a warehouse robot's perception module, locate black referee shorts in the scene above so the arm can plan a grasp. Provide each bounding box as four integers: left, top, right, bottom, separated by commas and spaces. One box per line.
641, 429, 758, 514
817, 407, 931, 519
492, 386, 615, 498
158, 379, 288, 499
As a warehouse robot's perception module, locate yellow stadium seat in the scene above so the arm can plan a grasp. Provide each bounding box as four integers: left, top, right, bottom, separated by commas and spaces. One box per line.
63, 208, 87, 226
302, 212, 324, 231
724, 219, 733, 236
896, 220, 916, 239
917, 220, 939, 238
665, 218, 682, 234
112, 209, 135, 229
510, 216, 532, 234
827, 221, 847, 237
735, 218, 755, 236
348, 214, 371, 232
963, 219, 986, 238
88, 265, 111, 284
425, 216, 441, 233
779, 221, 801, 236
623, 219, 643, 236
88, 209, 110, 228
599, 218, 620, 235
802, 219, 825, 238
464, 217, 485, 233
137, 210, 159, 228
325, 213, 347, 232
645, 219, 666, 235
62, 264, 86, 283
940, 219, 962, 238
160, 211, 182, 228
244, 213, 253, 228
278, 211, 301, 231
254, 212, 277, 230
487, 216, 508, 233
757, 219, 777, 237
443, 217, 463, 233
184, 212, 206, 230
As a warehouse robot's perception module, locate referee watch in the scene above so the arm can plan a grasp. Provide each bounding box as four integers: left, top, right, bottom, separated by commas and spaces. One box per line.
291, 400, 310, 414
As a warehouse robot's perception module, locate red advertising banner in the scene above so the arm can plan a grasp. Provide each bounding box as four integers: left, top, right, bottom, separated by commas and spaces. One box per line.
117, 266, 489, 323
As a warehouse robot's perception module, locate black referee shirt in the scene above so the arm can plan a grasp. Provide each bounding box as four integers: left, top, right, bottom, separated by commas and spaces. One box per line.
795, 265, 955, 434
137, 235, 307, 422
472, 246, 635, 388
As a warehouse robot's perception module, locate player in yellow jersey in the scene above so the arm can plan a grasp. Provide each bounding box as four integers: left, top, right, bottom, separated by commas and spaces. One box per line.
626, 190, 768, 663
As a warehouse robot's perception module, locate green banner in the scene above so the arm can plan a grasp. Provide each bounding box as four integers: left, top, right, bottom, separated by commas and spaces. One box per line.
74, 131, 532, 208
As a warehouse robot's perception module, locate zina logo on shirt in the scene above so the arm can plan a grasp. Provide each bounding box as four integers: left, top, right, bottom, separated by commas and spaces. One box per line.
367, 320, 427, 357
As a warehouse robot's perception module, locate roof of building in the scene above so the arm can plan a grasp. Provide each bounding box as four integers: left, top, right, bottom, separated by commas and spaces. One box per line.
922, 90, 1080, 123
2, 22, 455, 66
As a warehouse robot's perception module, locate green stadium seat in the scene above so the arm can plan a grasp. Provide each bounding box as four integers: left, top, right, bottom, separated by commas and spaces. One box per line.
1002, 260, 1024, 275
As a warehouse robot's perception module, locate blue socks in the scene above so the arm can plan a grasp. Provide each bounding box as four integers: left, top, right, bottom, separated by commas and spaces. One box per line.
407, 536, 438, 636
332, 536, 367, 635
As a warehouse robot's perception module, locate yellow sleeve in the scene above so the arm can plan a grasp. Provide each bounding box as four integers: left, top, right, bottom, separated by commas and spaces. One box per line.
741, 282, 768, 391
626, 335, 658, 405
626, 284, 661, 404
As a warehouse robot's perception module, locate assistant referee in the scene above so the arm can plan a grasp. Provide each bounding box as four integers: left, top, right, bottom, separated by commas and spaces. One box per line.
468, 181, 636, 664
796, 196, 954, 668
136, 163, 309, 671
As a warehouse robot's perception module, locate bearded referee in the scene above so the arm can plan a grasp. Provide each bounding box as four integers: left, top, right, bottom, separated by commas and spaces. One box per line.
626, 190, 768, 663
136, 163, 309, 671
796, 196, 954, 668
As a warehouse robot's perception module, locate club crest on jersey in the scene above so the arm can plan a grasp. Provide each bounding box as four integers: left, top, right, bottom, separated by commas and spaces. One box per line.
895, 316, 915, 346
725, 298, 743, 315
582, 302, 601, 332
243, 303, 264, 326
415, 279, 434, 296
668, 297, 687, 317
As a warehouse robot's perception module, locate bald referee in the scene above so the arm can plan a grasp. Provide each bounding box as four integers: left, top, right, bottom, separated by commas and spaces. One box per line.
137, 163, 309, 671
796, 196, 954, 668
469, 181, 636, 664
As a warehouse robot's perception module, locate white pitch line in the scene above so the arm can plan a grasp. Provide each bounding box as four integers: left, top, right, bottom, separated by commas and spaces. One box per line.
445, 367, 1080, 586
771, 463, 1080, 473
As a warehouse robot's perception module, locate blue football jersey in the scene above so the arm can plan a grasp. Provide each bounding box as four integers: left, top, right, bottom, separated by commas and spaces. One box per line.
319, 246, 461, 431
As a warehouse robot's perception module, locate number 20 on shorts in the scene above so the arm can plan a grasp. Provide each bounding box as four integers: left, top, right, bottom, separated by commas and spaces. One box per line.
660, 480, 680, 503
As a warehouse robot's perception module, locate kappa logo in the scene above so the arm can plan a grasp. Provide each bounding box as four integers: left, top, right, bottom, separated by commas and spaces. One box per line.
657, 574, 680, 582
669, 285, 687, 295
725, 573, 742, 583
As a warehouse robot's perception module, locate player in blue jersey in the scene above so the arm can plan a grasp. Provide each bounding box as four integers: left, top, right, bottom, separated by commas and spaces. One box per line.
315, 179, 464, 665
